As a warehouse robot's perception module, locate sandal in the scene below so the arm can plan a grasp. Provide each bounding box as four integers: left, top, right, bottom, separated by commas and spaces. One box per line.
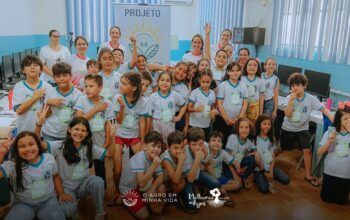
304, 177, 320, 187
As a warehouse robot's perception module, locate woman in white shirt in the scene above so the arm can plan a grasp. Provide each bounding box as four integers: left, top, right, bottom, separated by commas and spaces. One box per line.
69, 36, 90, 85
39, 29, 71, 85
182, 34, 204, 63
99, 26, 126, 53
211, 28, 234, 61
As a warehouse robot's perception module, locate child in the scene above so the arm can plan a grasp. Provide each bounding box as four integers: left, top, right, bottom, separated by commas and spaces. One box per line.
262, 58, 280, 118
254, 115, 290, 194
214, 62, 248, 145
97, 48, 121, 101
180, 127, 219, 213
74, 74, 114, 183
225, 118, 257, 189
186, 61, 197, 91
40, 117, 117, 219
182, 34, 204, 63
119, 131, 166, 219
224, 44, 234, 63
113, 72, 148, 193
161, 131, 186, 193
148, 72, 186, 142
208, 131, 241, 194
0, 132, 66, 220
204, 24, 229, 85
171, 62, 190, 132
13, 55, 52, 133
281, 73, 333, 187
42, 62, 83, 141
112, 34, 138, 74
241, 58, 265, 122
78, 59, 99, 90
141, 71, 153, 97
188, 70, 218, 140
318, 102, 350, 204
191, 58, 217, 91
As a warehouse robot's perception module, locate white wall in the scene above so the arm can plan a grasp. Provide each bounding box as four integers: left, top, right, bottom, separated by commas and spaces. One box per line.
244, 0, 274, 44
0, 0, 66, 36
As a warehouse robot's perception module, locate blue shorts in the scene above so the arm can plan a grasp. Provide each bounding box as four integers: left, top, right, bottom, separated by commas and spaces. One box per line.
217, 176, 231, 185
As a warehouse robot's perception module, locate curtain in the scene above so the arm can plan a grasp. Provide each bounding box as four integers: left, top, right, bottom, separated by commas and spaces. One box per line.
66, 0, 163, 43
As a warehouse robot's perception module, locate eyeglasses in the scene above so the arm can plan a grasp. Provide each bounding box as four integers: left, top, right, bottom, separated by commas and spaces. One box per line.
51, 35, 60, 38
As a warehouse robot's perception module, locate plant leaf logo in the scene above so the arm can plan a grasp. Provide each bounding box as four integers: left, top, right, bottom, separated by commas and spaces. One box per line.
145, 44, 159, 60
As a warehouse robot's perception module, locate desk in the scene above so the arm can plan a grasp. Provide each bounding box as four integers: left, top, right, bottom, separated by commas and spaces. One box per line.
277, 95, 328, 177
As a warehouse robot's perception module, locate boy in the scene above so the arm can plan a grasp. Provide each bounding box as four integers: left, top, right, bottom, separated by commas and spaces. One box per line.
13, 55, 52, 133
208, 131, 241, 194
41, 62, 83, 141
161, 131, 186, 193
180, 127, 221, 213
112, 35, 138, 74
74, 74, 114, 183
119, 131, 166, 219
78, 59, 99, 91
281, 73, 333, 187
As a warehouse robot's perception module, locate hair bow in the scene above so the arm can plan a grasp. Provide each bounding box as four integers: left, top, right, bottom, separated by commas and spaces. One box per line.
338, 101, 350, 110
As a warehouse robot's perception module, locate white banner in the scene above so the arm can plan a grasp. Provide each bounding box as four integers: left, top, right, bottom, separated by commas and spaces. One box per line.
114, 4, 171, 65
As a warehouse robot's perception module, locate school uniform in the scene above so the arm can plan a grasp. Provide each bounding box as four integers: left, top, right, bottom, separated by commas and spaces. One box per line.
210, 62, 226, 86
69, 54, 89, 85
99, 41, 126, 54
241, 76, 265, 120
182, 52, 203, 63
188, 88, 216, 140
319, 129, 350, 204
262, 72, 279, 117
254, 136, 290, 194
211, 149, 235, 184
47, 141, 106, 218
225, 134, 256, 180
98, 71, 121, 101
148, 91, 185, 142
74, 95, 114, 182
0, 153, 65, 220
13, 80, 52, 133
42, 86, 83, 140
213, 80, 248, 145
280, 93, 323, 150
39, 45, 71, 85
171, 81, 189, 131
113, 94, 148, 146
161, 150, 179, 182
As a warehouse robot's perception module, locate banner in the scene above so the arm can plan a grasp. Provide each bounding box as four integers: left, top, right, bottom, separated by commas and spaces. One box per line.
114, 4, 171, 65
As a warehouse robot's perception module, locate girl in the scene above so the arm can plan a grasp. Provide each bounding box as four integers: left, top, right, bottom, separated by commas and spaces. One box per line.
148, 71, 186, 142
318, 102, 350, 205
0, 132, 67, 220
69, 36, 90, 86
112, 34, 138, 74
98, 48, 121, 101
225, 118, 257, 189
188, 70, 218, 140
99, 26, 126, 53
241, 58, 265, 122
191, 58, 217, 91
262, 58, 280, 119
182, 34, 204, 63
204, 23, 229, 85
237, 48, 250, 69
224, 44, 234, 63
254, 115, 290, 194
214, 62, 248, 145
113, 72, 148, 193
39, 117, 115, 219
186, 61, 197, 91
171, 62, 190, 133
39, 29, 71, 85
211, 28, 233, 59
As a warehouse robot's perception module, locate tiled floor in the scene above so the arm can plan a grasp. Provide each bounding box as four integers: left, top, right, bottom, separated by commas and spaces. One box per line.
84, 150, 350, 219
1, 150, 349, 220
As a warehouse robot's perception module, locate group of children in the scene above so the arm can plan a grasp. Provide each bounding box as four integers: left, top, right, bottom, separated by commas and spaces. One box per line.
0, 28, 349, 220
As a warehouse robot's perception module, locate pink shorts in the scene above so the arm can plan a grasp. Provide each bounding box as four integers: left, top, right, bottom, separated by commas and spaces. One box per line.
115, 136, 141, 147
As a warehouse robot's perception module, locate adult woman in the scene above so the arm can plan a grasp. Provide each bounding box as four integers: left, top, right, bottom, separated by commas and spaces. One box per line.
182, 34, 204, 63
69, 36, 90, 85
211, 29, 233, 61
237, 47, 250, 69
39, 30, 71, 85
99, 26, 126, 53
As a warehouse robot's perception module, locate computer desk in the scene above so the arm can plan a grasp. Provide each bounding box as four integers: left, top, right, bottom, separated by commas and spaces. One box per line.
278, 95, 329, 177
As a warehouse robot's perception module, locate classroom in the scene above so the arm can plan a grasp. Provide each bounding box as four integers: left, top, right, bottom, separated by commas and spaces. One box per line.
0, 0, 349, 219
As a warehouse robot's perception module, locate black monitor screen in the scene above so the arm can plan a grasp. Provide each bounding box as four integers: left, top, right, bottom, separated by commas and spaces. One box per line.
276, 65, 302, 85
243, 28, 265, 45
305, 70, 331, 98
2, 56, 13, 79
12, 53, 21, 74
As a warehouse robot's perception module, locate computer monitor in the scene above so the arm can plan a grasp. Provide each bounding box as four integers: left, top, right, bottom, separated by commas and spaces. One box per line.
304, 70, 331, 98
20, 51, 26, 63
25, 49, 32, 55
276, 64, 302, 85
1, 55, 14, 83
243, 28, 265, 45
12, 52, 21, 77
